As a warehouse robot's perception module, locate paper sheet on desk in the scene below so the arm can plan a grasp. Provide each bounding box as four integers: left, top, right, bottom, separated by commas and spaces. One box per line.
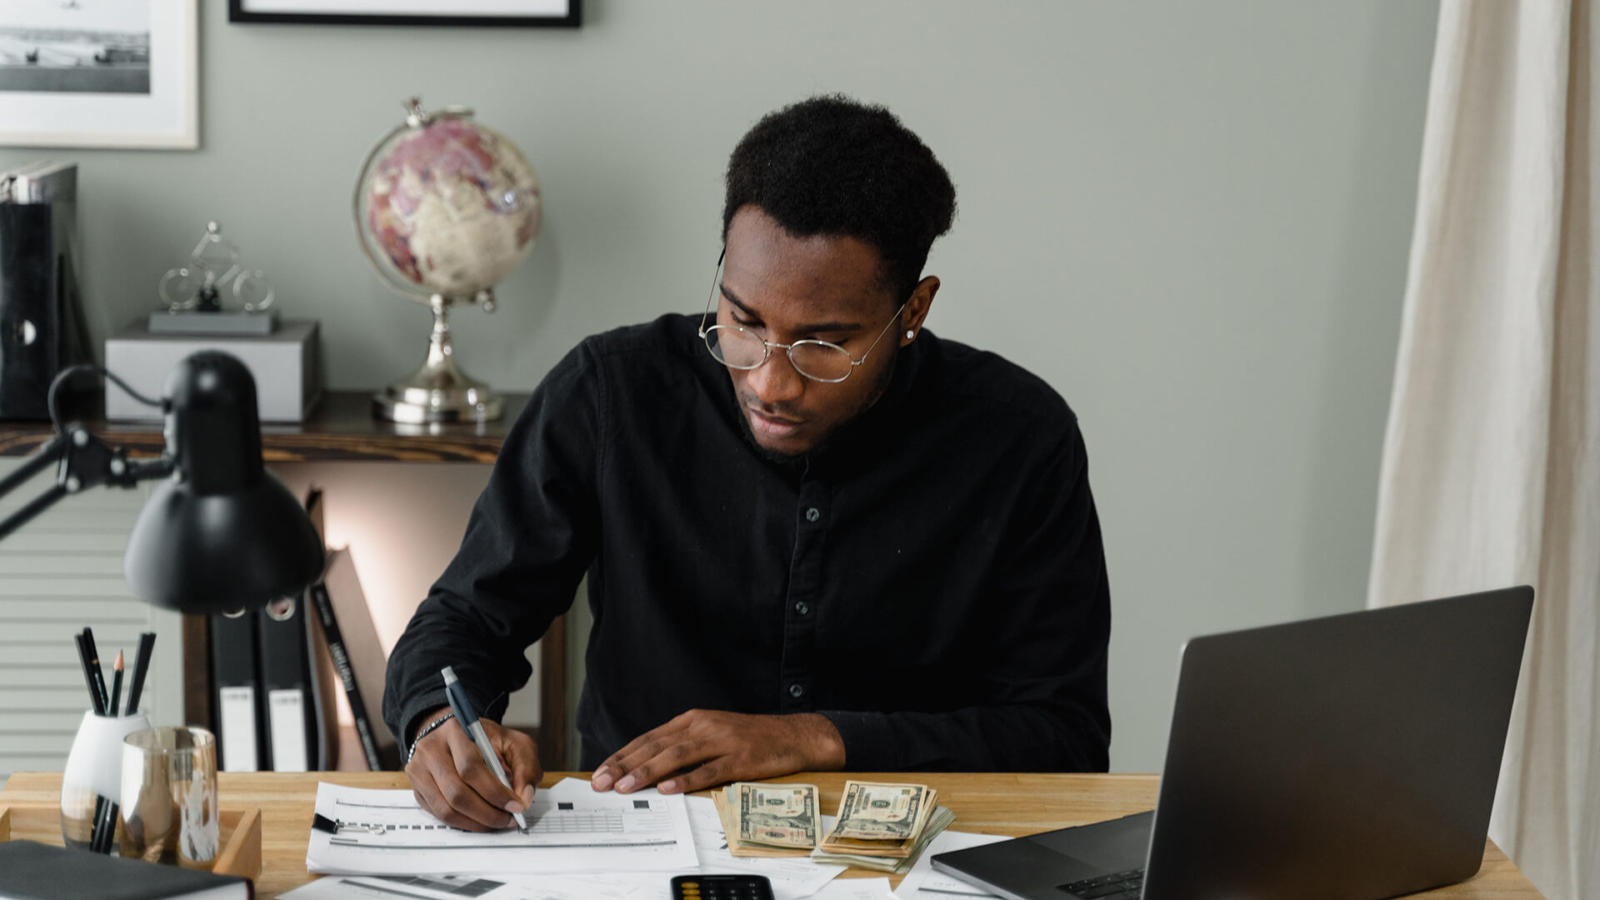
892, 829, 1006, 898
304, 780, 699, 875
281, 872, 663, 900
281, 872, 889, 900
810, 876, 894, 898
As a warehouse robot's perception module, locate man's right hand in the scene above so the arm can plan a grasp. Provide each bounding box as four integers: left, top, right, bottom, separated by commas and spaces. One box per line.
404, 706, 541, 831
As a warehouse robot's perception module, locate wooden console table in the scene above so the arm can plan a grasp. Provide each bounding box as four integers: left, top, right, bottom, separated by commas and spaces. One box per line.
0, 389, 529, 463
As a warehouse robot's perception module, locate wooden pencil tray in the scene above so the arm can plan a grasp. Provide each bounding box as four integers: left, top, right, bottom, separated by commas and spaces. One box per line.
0, 801, 262, 881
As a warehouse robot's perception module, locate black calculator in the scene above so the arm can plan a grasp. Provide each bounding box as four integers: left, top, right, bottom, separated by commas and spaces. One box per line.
669, 874, 775, 900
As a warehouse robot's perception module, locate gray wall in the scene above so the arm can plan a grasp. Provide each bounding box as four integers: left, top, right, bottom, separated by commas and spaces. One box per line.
0, 0, 1440, 772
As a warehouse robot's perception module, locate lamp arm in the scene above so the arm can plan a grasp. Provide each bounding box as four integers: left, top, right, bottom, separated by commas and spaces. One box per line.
0, 425, 176, 542
0, 432, 67, 498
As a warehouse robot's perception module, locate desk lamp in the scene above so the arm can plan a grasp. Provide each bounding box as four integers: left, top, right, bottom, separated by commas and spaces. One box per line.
0, 351, 324, 613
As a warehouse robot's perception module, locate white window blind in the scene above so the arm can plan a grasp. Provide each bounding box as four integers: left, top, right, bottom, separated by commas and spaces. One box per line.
0, 459, 181, 779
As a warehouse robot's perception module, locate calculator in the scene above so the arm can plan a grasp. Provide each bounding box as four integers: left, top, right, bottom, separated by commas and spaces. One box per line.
669, 873, 775, 900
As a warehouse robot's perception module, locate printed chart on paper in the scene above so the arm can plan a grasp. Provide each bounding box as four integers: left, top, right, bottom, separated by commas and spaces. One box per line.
306, 781, 699, 875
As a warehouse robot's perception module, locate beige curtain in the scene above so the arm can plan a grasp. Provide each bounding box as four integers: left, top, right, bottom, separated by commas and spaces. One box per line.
1367, 2, 1597, 898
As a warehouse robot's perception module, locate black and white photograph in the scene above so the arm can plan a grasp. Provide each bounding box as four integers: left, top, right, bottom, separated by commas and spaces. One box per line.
0, 0, 194, 148
228, 0, 579, 28
0, 0, 151, 94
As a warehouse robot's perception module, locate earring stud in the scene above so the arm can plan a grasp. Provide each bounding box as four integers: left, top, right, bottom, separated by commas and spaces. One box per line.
905, 330, 915, 340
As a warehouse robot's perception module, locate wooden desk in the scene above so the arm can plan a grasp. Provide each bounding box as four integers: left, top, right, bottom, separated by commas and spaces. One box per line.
0, 771, 1539, 898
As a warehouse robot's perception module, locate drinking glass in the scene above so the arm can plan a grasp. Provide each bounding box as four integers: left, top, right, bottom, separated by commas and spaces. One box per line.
120, 726, 220, 869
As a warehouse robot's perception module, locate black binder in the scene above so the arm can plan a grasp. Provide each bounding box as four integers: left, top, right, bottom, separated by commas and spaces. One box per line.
256, 594, 318, 771
208, 610, 263, 772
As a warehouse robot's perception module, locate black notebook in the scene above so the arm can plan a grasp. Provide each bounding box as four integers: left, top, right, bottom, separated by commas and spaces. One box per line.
0, 840, 253, 899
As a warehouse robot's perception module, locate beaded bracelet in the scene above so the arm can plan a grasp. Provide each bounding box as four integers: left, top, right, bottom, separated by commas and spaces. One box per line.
406, 711, 456, 764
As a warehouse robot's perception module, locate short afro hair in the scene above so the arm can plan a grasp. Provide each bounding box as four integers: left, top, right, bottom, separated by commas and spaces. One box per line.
723, 95, 957, 302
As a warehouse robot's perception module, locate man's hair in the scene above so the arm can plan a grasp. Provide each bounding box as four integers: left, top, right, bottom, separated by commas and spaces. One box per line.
722, 95, 957, 302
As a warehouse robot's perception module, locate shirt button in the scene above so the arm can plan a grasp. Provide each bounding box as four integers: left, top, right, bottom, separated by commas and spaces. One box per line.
789, 683, 805, 699
794, 601, 810, 616
805, 507, 821, 523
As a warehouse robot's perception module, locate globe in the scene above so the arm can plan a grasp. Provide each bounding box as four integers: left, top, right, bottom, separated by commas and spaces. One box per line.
356, 102, 541, 301
354, 98, 541, 424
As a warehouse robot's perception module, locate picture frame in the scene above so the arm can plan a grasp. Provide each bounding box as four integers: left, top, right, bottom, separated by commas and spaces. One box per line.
0, 0, 198, 150
228, 0, 581, 28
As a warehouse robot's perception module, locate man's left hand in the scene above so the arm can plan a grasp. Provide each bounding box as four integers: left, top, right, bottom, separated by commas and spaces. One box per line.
590, 710, 846, 795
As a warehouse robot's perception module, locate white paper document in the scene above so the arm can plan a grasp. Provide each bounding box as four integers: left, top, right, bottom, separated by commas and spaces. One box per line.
281, 872, 663, 900
892, 829, 1007, 898
811, 876, 895, 898
305, 780, 699, 875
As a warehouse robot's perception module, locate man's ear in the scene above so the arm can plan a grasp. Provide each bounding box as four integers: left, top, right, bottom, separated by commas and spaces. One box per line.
900, 276, 940, 345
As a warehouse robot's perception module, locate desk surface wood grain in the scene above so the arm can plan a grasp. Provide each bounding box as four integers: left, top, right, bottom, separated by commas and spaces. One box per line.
0, 771, 1540, 898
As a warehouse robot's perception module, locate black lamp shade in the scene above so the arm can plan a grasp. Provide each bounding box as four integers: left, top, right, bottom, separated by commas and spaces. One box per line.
123, 351, 324, 613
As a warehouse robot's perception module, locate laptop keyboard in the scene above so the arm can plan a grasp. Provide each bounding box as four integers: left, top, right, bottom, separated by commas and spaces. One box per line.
1058, 868, 1144, 899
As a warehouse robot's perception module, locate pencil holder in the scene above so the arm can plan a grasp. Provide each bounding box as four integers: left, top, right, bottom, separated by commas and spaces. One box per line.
59, 709, 151, 850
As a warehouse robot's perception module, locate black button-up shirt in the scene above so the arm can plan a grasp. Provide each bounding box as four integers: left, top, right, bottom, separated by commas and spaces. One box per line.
384, 314, 1111, 772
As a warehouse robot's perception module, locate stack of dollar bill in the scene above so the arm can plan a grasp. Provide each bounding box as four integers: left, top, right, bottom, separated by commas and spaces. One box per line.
713, 782, 824, 857
713, 780, 954, 873
810, 780, 953, 874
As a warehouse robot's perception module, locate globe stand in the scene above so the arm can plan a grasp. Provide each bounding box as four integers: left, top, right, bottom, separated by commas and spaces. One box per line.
372, 292, 504, 424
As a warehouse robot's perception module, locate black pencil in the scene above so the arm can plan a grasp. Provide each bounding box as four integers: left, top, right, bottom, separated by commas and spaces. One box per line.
109, 650, 124, 717
124, 632, 156, 715
73, 632, 105, 716
81, 627, 109, 714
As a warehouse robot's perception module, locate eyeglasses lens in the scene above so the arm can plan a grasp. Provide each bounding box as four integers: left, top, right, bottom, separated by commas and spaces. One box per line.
707, 327, 765, 369
705, 327, 853, 382
789, 343, 853, 382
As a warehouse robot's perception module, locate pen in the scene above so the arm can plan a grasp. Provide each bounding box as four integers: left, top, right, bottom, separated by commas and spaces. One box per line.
124, 632, 156, 715
73, 632, 105, 716
81, 627, 109, 714
90, 796, 119, 854
441, 666, 528, 830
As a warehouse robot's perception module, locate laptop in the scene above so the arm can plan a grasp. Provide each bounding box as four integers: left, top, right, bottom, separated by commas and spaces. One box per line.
932, 586, 1533, 900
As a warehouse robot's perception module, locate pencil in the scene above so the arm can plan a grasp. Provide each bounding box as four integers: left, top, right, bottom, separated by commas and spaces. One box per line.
109, 650, 124, 717
73, 632, 105, 716
81, 627, 109, 714
124, 632, 156, 715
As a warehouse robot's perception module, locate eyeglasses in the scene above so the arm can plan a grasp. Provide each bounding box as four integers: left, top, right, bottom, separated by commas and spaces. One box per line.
697, 249, 907, 384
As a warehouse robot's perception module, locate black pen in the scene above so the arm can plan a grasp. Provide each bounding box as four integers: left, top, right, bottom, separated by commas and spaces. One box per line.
73, 632, 105, 716
91, 798, 119, 854
124, 632, 156, 715
81, 627, 109, 714
442, 666, 528, 830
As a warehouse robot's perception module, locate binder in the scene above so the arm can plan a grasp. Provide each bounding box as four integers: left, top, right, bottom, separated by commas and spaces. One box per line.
257, 595, 316, 772
308, 548, 399, 770
209, 610, 263, 772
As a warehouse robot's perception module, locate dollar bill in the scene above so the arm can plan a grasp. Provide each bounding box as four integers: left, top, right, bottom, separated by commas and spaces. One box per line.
734, 782, 820, 849
828, 781, 927, 840
810, 805, 956, 873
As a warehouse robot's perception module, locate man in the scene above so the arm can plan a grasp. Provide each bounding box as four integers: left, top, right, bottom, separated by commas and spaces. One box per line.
384, 95, 1111, 832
